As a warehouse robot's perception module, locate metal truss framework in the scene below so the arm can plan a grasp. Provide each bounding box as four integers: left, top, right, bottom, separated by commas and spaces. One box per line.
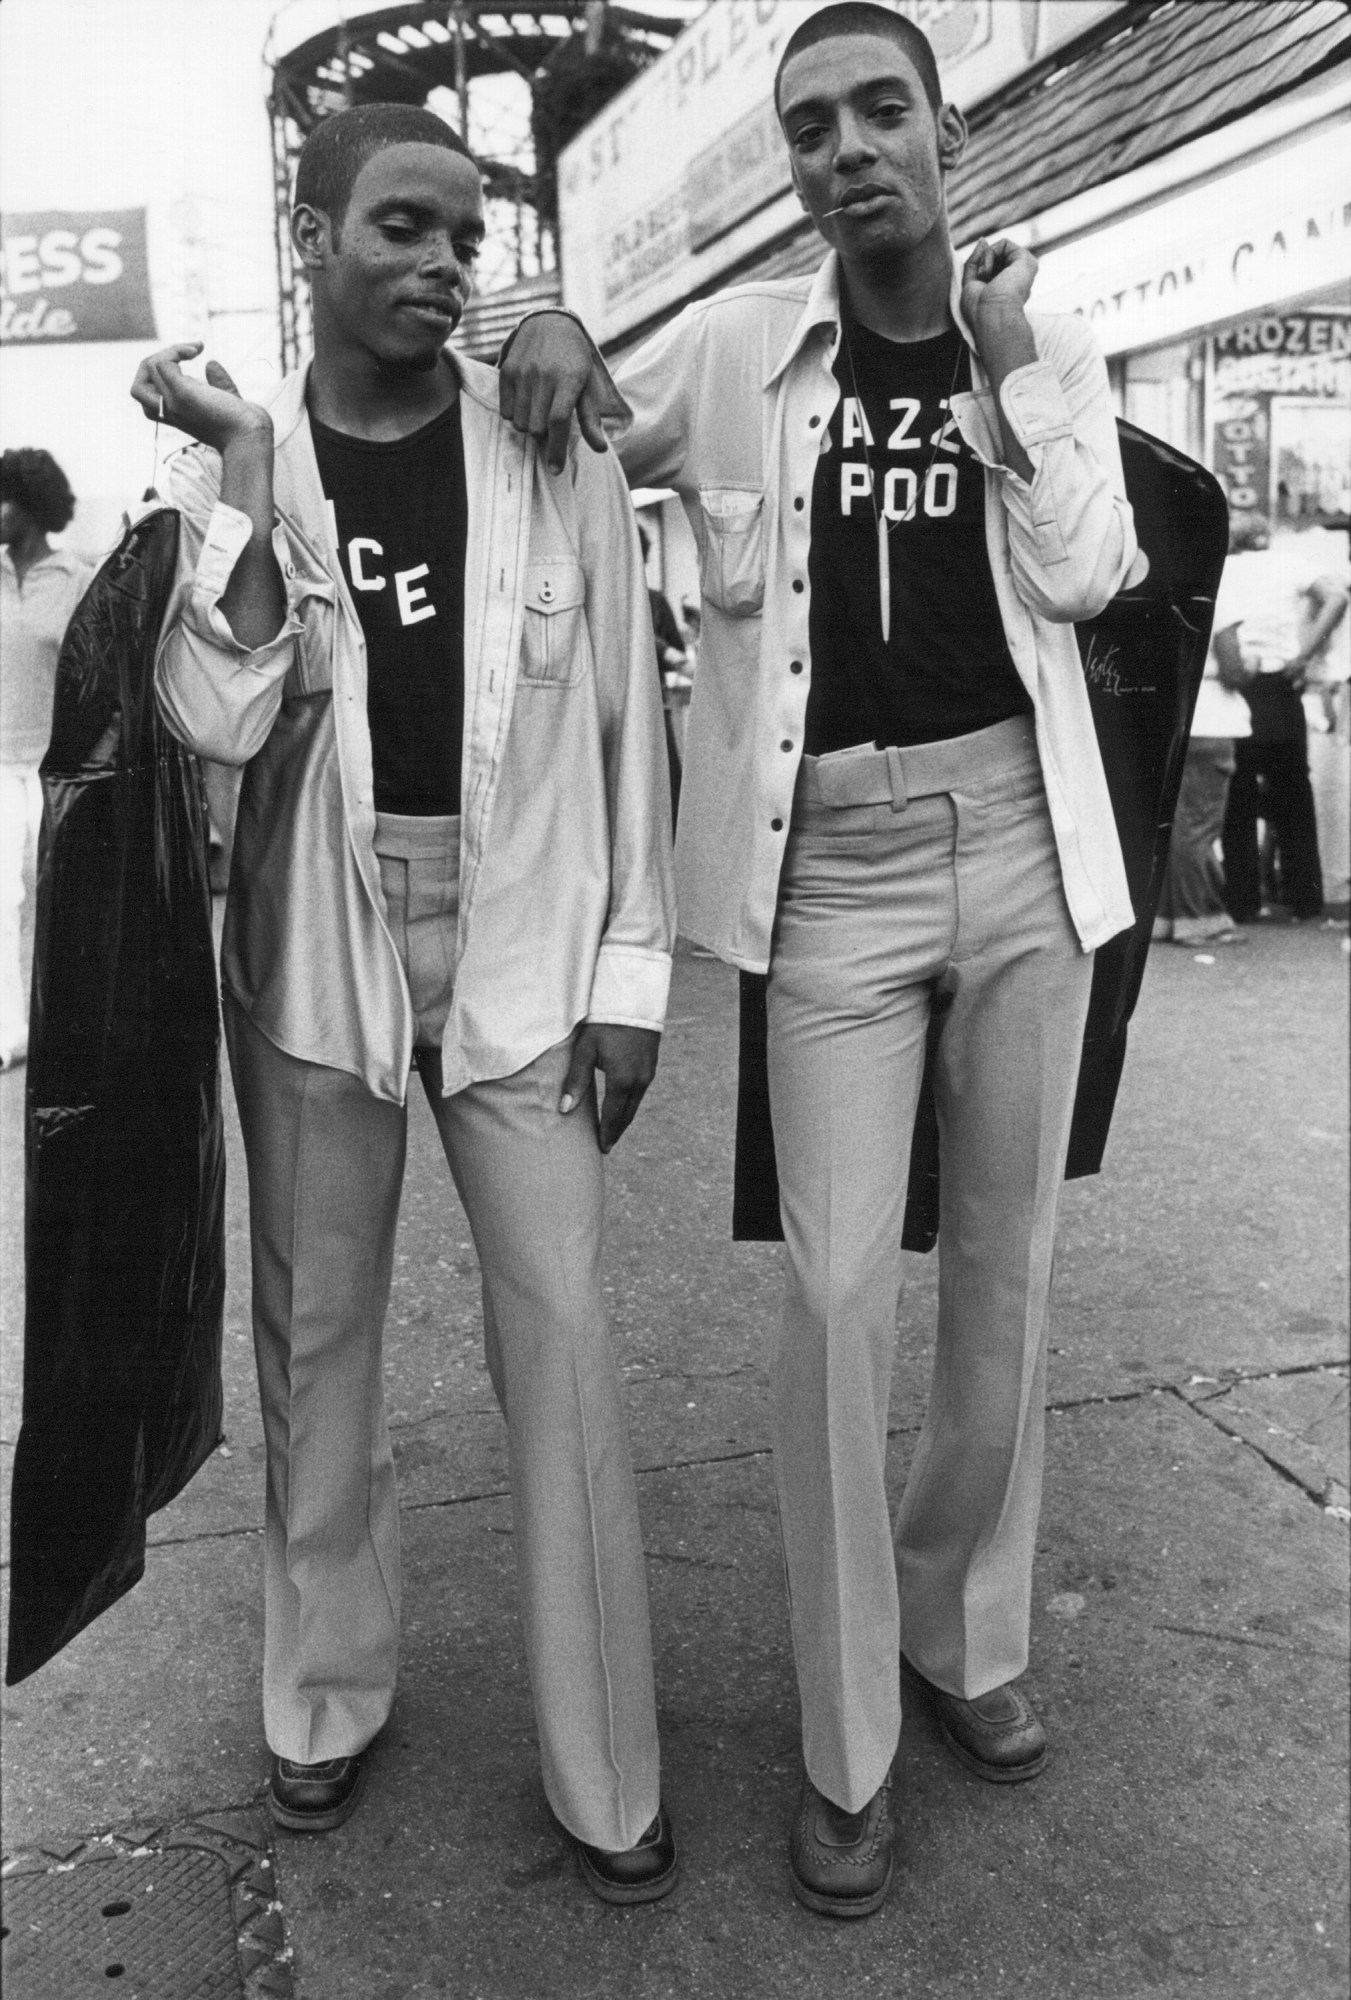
266, 2, 687, 370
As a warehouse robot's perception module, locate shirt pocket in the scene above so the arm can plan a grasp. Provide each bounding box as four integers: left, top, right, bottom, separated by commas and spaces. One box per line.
520, 560, 588, 687
698, 487, 765, 617
280, 525, 337, 698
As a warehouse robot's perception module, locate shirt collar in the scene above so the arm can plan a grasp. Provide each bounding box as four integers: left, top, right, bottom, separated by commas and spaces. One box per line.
270, 346, 487, 446
764, 237, 978, 389
0, 543, 81, 580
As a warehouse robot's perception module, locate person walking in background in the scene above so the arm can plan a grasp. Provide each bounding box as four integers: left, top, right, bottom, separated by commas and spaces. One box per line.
1215, 512, 1348, 924
1304, 539, 1351, 913
500, 0, 1140, 1918
0, 449, 91, 1070
1154, 628, 1252, 947
132, 103, 678, 1901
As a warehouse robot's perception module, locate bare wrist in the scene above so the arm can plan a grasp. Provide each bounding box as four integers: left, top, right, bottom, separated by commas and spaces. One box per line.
221, 412, 273, 448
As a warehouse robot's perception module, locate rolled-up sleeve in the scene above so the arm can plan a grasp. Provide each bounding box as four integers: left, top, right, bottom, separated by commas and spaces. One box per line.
155, 446, 305, 766
589, 941, 673, 1029
985, 321, 1140, 624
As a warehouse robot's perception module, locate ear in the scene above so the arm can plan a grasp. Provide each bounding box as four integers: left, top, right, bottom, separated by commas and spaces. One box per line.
936, 102, 967, 174
291, 201, 333, 271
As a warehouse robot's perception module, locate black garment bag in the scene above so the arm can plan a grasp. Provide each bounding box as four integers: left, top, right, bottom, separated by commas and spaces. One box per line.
732, 420, 1230, 1247
7, 507, 226, 1684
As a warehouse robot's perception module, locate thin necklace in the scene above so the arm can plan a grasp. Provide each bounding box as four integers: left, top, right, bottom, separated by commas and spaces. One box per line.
841, 320, 965, 645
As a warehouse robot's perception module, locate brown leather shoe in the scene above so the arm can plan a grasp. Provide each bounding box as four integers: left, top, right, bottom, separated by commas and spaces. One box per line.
788, 1776, 894, 1919
904, 1659, 1047, 1782
574, 1805, 679, 1905
268, 1752, 367, 1832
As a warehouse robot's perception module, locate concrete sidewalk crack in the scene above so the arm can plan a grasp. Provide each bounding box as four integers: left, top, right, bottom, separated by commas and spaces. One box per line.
1166, 1382, 1348, 1516
1182, 1357, 1350, 1405
7, 1361, 1343, 1572
644, 1548, 739, 1572
146, 1522, 265, 1551
1152, 1619, 1349, 1662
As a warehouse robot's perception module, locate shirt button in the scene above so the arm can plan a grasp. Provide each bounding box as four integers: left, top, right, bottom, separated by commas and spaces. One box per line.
808, 415, 820, 429
771, 817, 784, 832
792, 579, 804, 593
539, 580, 555, 603
794, 497, 804, 511
790, 660, 803, 673
780, 740, 793, 752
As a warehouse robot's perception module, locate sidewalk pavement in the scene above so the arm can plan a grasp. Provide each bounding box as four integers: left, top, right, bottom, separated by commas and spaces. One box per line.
2, 921, 1348, 1999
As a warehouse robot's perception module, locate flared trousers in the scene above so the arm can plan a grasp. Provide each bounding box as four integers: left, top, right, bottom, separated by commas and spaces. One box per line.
765, 716, 1094, 1813
224, 812, 659, 1851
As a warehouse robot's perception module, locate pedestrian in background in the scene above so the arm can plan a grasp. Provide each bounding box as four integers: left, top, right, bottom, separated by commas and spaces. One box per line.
1304, 538, 1351, 911
0, 448, 91, 1070
1214, 511, 1347, 923
1154, 630, 1252, 947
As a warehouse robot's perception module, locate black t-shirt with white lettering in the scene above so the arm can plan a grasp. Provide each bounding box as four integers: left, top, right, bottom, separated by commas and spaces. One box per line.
805, 315, 1031, 752
311, 398, 468, 815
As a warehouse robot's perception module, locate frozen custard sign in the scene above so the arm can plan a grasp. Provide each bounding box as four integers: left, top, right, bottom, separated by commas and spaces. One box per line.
1, 210, 157, 344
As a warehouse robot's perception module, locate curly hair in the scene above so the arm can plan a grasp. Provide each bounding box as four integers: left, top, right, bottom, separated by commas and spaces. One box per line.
0, 447, 76, 534
294, 103, 476, 239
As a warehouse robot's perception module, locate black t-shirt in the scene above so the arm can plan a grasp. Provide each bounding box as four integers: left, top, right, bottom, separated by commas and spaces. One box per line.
311, 398, 468, 815
805, 315, 1031, 752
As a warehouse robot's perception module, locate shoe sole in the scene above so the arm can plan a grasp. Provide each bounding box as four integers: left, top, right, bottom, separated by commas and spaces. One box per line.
268, 1760, 367, 1833
788, 1855, 893, 1919
576, 1850, 679, 1905
937, 1721, 1047, 1784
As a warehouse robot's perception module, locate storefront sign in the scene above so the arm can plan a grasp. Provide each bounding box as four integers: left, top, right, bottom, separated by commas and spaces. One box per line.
560, 0, 1125, 346
1209, 310, 1350, 518
1210, 397, 1269, 514
1212, 311, 1351, 400
1027, 123, 1351, 357
0, 209, 157, 344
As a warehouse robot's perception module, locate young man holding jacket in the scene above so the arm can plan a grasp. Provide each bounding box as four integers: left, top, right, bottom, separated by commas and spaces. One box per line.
501, 1, 1142, 1917
134, 104, 678, 1903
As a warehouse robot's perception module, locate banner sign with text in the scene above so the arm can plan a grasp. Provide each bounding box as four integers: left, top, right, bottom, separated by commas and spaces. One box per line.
1, 209, 157, 345
1026, 124, 1351, 358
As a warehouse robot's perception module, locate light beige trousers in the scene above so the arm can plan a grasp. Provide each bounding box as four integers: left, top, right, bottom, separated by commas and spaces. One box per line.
224, 813, 659, 1851
765, 717, 1094, 1814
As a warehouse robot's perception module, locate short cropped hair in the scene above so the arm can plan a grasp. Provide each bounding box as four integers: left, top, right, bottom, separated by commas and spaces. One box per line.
774, 2, 943, 116
0, 448, 76, 533
294, 103, 476, 236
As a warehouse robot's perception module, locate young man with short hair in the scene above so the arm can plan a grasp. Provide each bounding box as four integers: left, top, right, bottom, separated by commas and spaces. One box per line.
501, 1, 1141, 1916
133, 103, 678, 1903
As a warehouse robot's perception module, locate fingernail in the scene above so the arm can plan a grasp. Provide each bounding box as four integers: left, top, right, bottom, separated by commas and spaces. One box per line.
559, 1094, 575, 1114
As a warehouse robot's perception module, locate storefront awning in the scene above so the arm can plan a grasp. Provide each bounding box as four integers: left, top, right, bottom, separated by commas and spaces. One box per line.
949, 0, 1350, 245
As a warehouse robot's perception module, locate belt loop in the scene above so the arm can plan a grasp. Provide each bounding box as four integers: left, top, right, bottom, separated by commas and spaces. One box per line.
886, 745, 909, 813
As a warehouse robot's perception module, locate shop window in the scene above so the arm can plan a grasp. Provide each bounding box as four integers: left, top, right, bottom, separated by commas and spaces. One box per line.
1273, 400, 1350, 527
1122, 341, 1203, 458
1208, 299, 1351, 528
